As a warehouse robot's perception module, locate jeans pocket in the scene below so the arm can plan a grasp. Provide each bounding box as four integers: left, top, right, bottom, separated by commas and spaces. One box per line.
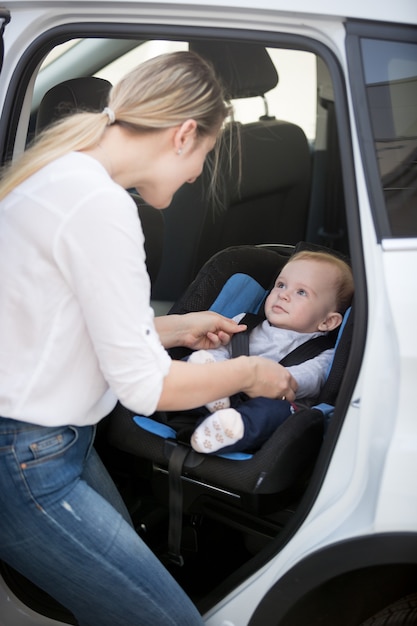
14, 425, 93, 505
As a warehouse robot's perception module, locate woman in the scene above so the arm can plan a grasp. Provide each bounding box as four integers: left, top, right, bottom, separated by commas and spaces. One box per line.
0, 51, 296, 625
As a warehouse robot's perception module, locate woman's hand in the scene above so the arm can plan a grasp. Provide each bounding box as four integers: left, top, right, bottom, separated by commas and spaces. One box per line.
241, 356, 298, 403
180, 311, 247, 350
155, 311, 246, 351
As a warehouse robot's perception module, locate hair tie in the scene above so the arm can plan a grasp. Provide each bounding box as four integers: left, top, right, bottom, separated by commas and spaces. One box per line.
103, 107, 116, 125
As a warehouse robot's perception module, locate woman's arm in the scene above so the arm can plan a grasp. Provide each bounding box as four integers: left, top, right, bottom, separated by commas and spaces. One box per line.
156, 356, 297, 411
154, 311, 246, 351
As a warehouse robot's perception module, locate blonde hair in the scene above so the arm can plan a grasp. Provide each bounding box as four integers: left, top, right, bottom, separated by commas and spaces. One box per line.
0, 50, 232, 201
288, 250, 354, 314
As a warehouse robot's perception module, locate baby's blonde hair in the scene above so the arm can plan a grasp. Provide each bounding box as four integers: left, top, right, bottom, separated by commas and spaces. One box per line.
0, 51, 231, 201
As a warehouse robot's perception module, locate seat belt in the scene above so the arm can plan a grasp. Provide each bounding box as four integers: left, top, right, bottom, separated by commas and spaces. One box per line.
166, 444, 191, 566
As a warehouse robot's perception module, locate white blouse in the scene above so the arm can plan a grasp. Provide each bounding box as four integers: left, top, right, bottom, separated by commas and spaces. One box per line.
0, 152, 171, 426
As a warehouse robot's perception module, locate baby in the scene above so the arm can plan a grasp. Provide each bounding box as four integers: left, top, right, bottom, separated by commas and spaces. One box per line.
188, 250, 354, 454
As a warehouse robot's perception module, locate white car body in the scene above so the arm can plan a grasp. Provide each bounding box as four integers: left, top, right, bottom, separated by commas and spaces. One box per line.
0, 1, 416, 625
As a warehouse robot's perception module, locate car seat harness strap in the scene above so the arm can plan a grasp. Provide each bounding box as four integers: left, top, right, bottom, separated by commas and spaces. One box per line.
232, 312, 336, 363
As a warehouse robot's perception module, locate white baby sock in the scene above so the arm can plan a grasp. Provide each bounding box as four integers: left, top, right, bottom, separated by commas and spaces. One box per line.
190, 408, 244, 454
188, 350, 230, 412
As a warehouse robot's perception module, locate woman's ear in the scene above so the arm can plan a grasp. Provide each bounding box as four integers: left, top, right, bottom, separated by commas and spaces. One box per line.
318, 311, 343, 332
174, 119, 198, 153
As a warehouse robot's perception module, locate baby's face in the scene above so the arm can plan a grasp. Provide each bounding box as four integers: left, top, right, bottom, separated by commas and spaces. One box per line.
264, 258, 340, 333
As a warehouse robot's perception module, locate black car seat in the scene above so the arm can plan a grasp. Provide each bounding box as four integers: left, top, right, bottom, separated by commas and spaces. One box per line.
152, 41, 312, 303
107, 242, 353, 564
35, 76, 164, 287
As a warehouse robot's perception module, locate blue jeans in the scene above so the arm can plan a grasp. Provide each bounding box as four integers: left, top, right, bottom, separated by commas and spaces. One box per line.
0, 417, 203, 626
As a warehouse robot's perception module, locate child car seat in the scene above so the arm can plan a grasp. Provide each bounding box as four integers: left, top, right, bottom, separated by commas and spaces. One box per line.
107, 242, 353, 564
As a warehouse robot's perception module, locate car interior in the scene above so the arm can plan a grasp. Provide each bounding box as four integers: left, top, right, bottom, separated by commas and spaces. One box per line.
152, 40, 313, 304
0, 33, 356, 623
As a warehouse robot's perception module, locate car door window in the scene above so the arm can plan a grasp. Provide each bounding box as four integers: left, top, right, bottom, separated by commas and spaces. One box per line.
353, 32, 417, 238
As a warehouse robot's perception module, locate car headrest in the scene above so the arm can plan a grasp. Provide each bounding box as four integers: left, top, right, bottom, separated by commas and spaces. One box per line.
35, 76, 112, 134
189, 41, 278, 99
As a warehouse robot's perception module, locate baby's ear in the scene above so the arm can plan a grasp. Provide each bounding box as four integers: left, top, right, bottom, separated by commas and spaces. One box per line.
318, 311, 343, 332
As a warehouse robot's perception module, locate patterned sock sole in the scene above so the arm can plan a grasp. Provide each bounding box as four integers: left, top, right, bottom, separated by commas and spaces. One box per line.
190, 408, 244, 453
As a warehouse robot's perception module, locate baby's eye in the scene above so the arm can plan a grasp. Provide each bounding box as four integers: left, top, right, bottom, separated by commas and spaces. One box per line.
276, 281, 285, 289
297, 289, 308, 296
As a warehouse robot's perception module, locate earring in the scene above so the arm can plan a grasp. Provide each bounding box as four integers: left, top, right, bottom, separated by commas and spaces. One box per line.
177, 148, 182, 155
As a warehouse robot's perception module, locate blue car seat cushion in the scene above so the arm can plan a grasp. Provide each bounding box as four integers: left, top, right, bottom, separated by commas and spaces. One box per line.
209, 273, 267, 318
133, 415, 177, 439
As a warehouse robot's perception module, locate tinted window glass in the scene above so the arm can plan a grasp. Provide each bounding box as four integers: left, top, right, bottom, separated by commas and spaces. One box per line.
361, 38, 417, 237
